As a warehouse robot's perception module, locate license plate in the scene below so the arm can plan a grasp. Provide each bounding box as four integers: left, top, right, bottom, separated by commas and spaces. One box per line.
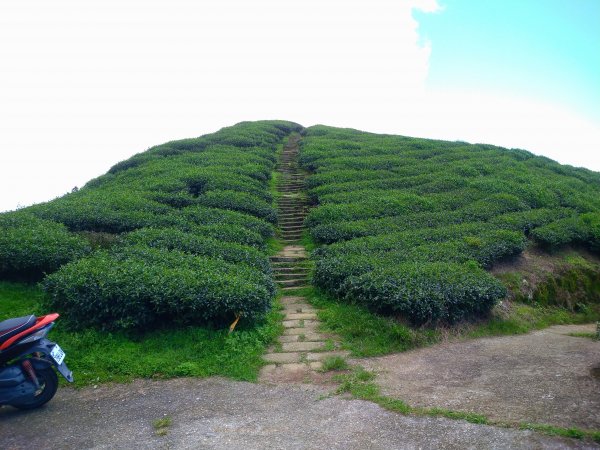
50, 344, 66, 365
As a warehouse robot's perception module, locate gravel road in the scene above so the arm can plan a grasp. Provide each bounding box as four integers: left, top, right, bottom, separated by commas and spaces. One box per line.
0, 377, 596, 449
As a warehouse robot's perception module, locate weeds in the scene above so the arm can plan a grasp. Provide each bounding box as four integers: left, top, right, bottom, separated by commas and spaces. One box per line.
320, 356, 348, 372
153, 416, 172, 436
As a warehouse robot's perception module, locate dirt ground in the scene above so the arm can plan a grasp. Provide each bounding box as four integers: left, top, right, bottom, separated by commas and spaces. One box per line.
359, 324, 600, 430
0, 377, 595, 450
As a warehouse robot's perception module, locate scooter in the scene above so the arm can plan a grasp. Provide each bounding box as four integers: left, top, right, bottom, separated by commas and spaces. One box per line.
0, 313, 73, 409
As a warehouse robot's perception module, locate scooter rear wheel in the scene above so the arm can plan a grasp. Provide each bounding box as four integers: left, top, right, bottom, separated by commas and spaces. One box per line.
11, 366, 59, 410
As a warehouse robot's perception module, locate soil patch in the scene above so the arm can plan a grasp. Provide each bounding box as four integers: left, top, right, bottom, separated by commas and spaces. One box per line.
359, 324, 600, 430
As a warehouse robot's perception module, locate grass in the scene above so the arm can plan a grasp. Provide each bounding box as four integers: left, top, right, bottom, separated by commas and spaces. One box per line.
266, 236, 285, 256
334, 366, 600, 443
567, 331, 598, 340
0, 281, 284, 386
153, 416, 172, 436
299, 229, 318, 254
320, 355, 348, 372
301, 287, 600, 357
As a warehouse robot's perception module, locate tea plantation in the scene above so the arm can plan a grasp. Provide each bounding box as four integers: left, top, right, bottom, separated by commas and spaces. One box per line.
2, 120, 600, 332
0, 121, 302, 330
300, 125, 600, 325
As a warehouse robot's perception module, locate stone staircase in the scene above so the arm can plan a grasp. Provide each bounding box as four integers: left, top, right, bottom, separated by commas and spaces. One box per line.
259, 134, 348, 384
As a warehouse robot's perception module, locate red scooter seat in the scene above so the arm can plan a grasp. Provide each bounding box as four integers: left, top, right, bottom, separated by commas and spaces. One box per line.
0, 315, 36, 345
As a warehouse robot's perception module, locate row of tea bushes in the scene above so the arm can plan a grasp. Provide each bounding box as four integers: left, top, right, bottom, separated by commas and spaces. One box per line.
1, 121, 302, 330
300, 125, 600, 325
0, 213, 91, 280
43, 246, 275, 330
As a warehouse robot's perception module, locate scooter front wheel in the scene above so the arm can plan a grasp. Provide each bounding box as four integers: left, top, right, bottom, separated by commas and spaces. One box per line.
11, 366, 59, 410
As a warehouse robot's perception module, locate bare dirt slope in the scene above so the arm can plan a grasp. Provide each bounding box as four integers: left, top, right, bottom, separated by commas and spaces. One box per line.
0, 377, 594, 450
359, 324, 600, 430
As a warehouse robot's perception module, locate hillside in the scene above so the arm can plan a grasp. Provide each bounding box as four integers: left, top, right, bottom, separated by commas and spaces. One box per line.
1, 120, 600, 331
300, 125, 600, 324
0, 121, 302, 330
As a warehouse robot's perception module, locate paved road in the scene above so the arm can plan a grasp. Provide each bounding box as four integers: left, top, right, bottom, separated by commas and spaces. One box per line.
360, 324, 600, 430
0, 377, 595, 449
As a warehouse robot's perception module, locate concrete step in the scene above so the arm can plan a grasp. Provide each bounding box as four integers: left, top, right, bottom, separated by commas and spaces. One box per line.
273, 267, 309, 273
275, 273, 309, 281
262, 353, 300, 364
281, 285, 311, 291
276, 279, 309, 288
280, 341, 324, 352
285, 312, 317, 320
270, 256, 306, 263
280, 237, 303, 242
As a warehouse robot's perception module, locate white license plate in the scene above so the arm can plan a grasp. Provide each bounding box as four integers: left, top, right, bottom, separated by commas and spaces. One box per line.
50, 344, 66, 365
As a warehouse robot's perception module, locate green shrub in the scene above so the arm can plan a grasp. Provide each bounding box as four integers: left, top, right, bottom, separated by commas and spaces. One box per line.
121, 228, 271, 273
0, 213, 90, 280
342, 262, 506, 325
305, 194, 434, 228
531, 216, 589, 249
176, 206, 274, 239
489, 208, 575, 233
581, 213, 600, 252
195, 190, 277, 223
43, 246, 275, 330
2, 120, 302, 330
27, 190, 171, 233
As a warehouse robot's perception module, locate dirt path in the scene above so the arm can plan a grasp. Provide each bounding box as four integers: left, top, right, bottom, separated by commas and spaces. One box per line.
1, 377, 594, 449
359, 324, 600, 430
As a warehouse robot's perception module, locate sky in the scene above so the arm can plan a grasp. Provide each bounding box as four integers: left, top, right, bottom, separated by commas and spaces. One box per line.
0, 0, 599, 212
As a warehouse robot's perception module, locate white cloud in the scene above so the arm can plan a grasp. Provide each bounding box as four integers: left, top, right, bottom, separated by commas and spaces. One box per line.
0, 0, 438, 211
1, 0, 598, 212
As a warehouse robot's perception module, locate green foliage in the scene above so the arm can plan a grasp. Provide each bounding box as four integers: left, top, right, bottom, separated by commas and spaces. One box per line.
43, 246, 275, 331
195, 190, 277, 223
531, 213, 600, 250
120, 227, 271, 273
343, 262, 506, 325
0, 213, 90, 280
301, 125, 600, 324
0, 282, 283, 384
303, 285, 599, 358
320, 355, 349, 372
1, 121, 302, 330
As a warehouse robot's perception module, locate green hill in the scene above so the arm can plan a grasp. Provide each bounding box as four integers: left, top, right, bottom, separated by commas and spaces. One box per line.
1, 120, 599, 331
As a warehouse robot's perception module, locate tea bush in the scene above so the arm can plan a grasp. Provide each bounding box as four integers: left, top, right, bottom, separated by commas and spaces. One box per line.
43, 246, 275, 330
343, 262, 506, 325
0, 212, 90, 279
531, 212, 600, 250
300, 125, 600, 324
121, 228, 271, 273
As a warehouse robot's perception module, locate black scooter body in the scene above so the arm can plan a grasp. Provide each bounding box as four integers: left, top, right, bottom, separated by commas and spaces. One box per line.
0, 316, 74, 409
0, 358, 53, 404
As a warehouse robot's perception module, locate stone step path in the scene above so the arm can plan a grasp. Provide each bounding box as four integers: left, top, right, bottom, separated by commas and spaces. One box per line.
259, 134, 348, 384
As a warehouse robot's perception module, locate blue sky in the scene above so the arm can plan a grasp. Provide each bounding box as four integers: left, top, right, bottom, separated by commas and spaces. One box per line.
416, 0, 600, 120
